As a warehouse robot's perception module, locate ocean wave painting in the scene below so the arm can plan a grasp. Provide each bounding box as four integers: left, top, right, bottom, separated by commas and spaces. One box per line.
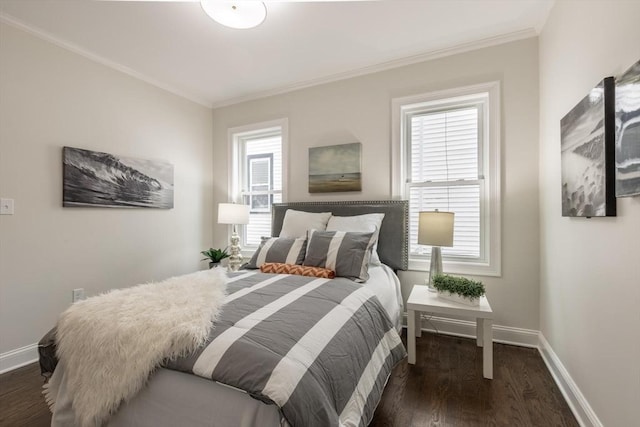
63, 147, 174, 208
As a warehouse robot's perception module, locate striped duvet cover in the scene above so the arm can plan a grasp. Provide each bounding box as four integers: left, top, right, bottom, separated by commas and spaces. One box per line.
166, 271, 406, 427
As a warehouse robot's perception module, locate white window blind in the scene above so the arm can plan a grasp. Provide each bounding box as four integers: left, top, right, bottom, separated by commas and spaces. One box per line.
407, 107, 482, 259
230, 121, 286, 249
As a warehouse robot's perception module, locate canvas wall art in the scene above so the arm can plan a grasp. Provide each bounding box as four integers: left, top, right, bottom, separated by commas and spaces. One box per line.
615, 59, 640, 197
308, 142, 362, 193
560, 77, 616, 217
63, 146, 174, 208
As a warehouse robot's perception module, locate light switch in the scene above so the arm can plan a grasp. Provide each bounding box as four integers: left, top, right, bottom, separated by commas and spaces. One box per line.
0, 198, 14, 215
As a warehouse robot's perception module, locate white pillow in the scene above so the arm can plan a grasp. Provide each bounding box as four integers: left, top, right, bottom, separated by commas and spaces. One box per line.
326, 213, 385, 265
280, 210, 332, 238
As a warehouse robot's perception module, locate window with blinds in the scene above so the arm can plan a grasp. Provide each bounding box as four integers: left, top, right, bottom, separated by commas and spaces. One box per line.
407, 106, 482, 259
230, 120, 287, 249
392, 82, 501, 276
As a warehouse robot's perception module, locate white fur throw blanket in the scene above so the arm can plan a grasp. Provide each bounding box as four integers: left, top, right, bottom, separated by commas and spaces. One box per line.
44, 268, 228, 427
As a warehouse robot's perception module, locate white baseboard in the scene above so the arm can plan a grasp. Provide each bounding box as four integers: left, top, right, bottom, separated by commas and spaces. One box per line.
538, 333, 603, 427
403, 312, 539, 347
0, 343, 39, 374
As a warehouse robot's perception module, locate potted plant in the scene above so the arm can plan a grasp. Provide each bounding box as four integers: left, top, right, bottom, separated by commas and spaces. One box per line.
201, 247, 230, 269
432, 274, 485, 306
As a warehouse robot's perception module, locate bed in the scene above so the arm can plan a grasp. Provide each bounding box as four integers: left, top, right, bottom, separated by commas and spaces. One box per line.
41, 200, 409, 427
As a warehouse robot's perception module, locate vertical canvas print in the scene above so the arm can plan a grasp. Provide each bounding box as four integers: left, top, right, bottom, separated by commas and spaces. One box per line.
308, 142, 362, 193
615, 59, 640, 197
560, 77, 616, 217
63, 147, 174, 208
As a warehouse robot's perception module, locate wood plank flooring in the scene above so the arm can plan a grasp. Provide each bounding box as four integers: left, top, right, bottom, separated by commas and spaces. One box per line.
0, 363, 50, 427
0, 331, 578, 427
370, 332, 578, 427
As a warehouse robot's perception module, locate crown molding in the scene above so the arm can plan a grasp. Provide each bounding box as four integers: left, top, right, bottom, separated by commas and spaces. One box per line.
534, 0, 556, 34
1, 11, 539, 111
0, 13, 212, 108
211, 27, 538, 108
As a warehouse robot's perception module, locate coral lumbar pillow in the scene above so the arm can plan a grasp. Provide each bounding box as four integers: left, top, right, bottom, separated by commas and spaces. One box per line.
260, 262, 335, 279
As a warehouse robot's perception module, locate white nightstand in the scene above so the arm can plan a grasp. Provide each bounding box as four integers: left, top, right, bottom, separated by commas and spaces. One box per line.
407, 285, 494, 379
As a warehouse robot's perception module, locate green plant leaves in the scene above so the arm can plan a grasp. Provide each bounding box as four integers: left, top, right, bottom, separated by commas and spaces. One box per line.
432, 274, 485, 299
200, 247, 230, 263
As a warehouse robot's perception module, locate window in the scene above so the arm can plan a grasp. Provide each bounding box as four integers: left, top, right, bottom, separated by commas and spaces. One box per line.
229, 119, 288, 249
392, 82, 501, 276
247, 154, 273, 213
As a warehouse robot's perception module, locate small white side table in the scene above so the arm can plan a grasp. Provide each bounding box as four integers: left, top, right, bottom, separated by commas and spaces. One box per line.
407, 285, 494, 379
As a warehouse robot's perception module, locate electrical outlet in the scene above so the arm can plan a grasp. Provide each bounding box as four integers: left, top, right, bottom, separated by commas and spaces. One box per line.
72, 288, 85, 302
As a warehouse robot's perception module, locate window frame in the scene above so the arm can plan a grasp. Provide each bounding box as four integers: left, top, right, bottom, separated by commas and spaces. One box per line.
228, 118, 288, 252
391, 82, 501, 277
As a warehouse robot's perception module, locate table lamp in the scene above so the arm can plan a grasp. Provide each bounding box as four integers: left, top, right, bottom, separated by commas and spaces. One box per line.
218, 202, 250, 271
418, 210, 454, 292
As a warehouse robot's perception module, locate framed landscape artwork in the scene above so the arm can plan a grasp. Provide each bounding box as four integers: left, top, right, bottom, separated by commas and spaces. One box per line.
308, 142, 362, 193
615, 59, 640, 197
63, 146, 174, 208
560, 77, 616, 217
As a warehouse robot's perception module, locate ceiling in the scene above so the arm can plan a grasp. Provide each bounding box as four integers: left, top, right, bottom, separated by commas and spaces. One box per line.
0, 0, 554, 108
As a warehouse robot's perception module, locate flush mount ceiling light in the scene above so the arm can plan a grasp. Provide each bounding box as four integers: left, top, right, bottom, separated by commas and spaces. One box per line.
200, 1, 267, 29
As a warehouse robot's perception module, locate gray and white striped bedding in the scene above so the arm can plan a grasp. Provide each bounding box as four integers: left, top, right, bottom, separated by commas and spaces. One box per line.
165, 271, 406, 427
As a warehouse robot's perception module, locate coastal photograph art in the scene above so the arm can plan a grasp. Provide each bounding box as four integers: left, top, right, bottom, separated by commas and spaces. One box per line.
63, 147, 174, 208
308, 142, 362, 193
615, 59, 640, 197
560, 77, 616, 217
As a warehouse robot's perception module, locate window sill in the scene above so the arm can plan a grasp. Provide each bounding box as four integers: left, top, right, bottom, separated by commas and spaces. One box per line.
408, 258, 501, 278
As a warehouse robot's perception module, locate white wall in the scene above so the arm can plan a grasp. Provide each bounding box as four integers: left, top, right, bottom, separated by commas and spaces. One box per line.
539, 2, 640, 426
212, 38, 541, 334
0, 23, 214, 357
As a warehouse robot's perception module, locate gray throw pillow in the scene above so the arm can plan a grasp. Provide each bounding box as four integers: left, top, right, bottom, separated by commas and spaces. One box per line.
246, 237, 307, 269
303, 230, 376, 282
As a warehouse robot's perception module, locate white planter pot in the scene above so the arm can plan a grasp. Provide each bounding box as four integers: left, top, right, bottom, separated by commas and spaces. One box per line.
437, 290, 480, 306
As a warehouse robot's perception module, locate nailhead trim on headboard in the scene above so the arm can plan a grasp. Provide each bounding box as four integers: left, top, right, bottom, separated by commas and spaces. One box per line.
271, 200, 408, 271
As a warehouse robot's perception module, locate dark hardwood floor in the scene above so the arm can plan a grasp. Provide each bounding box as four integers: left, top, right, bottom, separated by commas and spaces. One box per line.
370, 332, 578, 427
0, 331, 578, 427
0, 363, 50, 427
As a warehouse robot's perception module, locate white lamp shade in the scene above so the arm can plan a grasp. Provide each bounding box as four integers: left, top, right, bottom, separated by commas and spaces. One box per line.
218, 203, 250, 225
418, 211, 454, 247
201, 1, 267, 30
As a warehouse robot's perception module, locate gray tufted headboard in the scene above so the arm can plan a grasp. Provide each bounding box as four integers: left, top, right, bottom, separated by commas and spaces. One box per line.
271, 200, 408, 271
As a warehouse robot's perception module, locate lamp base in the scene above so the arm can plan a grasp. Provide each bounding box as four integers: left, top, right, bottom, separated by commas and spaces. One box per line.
228, 228, 243, 272
427, 246, 443, 292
